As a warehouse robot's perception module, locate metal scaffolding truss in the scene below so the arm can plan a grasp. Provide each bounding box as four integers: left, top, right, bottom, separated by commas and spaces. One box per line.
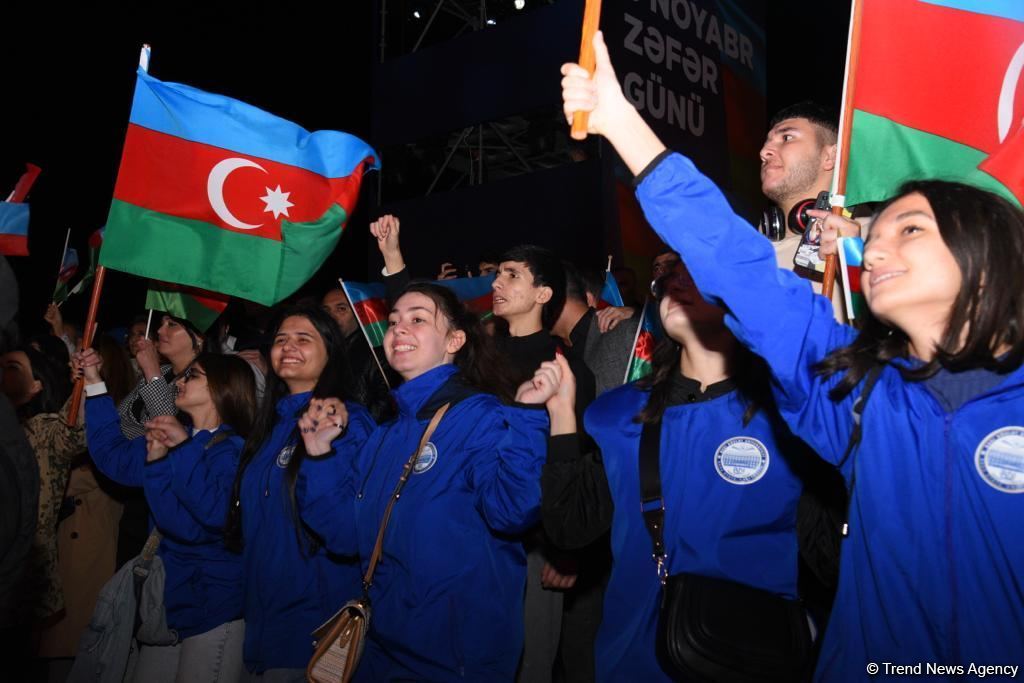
378, 0, 556, 59
376, 0, 584, 201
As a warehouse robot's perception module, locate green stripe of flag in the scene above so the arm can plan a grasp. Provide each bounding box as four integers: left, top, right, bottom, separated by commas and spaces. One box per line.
145, 288, 224, 331
847, 110, 1019, 207
101, 200, 347, 306
364, 320, 387, 348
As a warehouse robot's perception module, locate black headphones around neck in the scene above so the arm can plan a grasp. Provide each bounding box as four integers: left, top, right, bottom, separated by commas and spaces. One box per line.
758, 197, 818, 241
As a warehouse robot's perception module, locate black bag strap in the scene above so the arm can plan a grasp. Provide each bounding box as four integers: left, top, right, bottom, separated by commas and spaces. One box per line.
837, 364, 884, 537
638, 418, 669, 584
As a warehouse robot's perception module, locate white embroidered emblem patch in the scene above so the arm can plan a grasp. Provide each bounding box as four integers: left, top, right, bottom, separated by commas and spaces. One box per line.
276, 444, 296, 468
413, 442, 438, 474
975, 427, 1024, 494
714, 437, 770, 485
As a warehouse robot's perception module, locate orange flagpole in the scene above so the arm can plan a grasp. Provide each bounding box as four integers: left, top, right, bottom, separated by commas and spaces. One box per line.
570, 0, 603, 140
67, 265, 106, 425
822, 0, 864, 301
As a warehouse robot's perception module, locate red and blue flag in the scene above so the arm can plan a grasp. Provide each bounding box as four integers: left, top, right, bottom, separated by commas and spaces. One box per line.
0, 203, 30, 257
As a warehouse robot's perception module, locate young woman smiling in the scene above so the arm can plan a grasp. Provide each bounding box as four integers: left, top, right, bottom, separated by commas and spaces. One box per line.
562, 31, 1024, 679
224, 305, 374, 682
78, 349, 257, 681
296, 283, 550, 682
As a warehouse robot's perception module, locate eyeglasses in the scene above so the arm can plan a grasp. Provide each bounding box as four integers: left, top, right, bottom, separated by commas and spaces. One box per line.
182, 366, 206, 383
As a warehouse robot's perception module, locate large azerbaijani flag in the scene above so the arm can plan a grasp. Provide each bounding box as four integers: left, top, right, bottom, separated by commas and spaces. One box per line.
100, 67, 380, 306
844, 0, 1024, 207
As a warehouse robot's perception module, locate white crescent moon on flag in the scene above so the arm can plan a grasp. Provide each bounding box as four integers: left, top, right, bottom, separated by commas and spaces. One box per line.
207, 158, 268, 230
997, 41, 1024, 143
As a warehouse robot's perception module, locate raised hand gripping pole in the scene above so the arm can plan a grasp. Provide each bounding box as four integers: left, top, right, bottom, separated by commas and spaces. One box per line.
570, 0, 603, 140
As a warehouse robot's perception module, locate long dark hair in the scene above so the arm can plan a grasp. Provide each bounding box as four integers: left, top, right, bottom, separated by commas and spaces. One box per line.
224, 304, 353, 554
95, 334, 137, 405
635, 335, 773, 425
15, 345, 71, 419
816, 180, 1024, 400
394, 282, 517, 402
189, 352, 258, 439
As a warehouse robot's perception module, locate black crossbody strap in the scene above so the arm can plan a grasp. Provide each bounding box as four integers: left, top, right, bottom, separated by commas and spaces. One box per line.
638, 419, 669, 584
838, 364, 884, 537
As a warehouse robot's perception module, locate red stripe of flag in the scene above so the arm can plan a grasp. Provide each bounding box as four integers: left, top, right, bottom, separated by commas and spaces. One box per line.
846, 266, 863, 294
0, 234, 28, 257
854, 0, 1024, 154
354, 298, 388, 326
114, 124, 365, 242
462, 293, 493, 316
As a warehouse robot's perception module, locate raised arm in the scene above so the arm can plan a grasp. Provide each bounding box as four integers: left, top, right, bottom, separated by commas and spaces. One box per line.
562, 32, 860, 463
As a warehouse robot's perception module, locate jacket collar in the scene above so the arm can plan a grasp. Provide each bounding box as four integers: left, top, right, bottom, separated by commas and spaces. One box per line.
276, 390, 312, 418
392, 364, 459, 417
666, 372, 736, 406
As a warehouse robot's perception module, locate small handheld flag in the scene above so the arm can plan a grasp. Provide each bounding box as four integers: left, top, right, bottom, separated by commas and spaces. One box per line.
0, 203, 30, 257
837, 237, 868, 322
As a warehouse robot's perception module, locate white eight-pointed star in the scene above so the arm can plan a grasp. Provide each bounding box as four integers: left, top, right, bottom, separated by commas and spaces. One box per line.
260, 185, 295, 220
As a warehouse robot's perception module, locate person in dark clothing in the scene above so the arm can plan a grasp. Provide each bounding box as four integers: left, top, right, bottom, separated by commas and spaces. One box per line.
321, 287, 395, 422
0, 254, 39, 672
490, 244, 596, 683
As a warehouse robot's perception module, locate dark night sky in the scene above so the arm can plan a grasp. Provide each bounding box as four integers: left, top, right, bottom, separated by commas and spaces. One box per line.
1, 0, 849, 335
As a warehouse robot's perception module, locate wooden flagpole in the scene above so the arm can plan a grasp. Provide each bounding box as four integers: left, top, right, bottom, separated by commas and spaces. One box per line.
822, 0, 864, 301
338, 278, 391, 390
66, 265, 106, 425
570, 0, 603, 140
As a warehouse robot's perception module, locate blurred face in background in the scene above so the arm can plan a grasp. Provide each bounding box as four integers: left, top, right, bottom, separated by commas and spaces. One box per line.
321, 290, 358, 338
127, 321, 148, 358
1, 351, 41, 407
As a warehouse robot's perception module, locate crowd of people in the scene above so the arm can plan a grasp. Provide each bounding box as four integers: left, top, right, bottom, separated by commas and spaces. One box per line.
1, 29, 1022, 683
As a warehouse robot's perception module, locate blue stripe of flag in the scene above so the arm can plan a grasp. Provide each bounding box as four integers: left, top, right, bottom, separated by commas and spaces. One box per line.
0, 203, 29, 236
919, 0, 1024, 23
129, 69, 380, 178
841, 236, 864, 268
600, 272, 624, 307
344, 281, 387, 304
435, 274, 495, 300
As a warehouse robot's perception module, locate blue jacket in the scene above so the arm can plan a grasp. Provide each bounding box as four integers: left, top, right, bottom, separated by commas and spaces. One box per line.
635, 152, 1024, 679
84, 394, 244, 639
238, 390, 374, 672
298, 364, 549, 682
586, 380, 805, 682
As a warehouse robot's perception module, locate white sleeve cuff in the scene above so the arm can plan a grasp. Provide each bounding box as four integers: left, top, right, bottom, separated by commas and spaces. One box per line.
85, 382, 109, 397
